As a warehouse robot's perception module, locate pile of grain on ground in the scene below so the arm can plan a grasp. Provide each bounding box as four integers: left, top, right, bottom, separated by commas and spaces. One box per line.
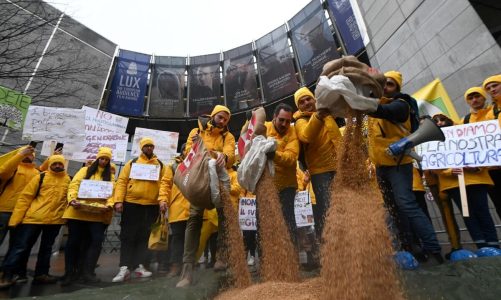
255, 165, 300, 282
320, 113, 403, 299
216, 278, 322, 300
219, 183, 252, 288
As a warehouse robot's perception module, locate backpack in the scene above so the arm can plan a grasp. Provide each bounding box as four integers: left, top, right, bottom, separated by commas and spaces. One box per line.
34, 172, 70, 199
395, 93, 420, 133
463, 103, 500, 124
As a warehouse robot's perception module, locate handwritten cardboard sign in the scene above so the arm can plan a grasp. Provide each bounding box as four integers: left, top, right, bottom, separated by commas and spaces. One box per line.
416, 120, 501, 169
294, 190, 314, 228
129, 163, 160, 181
238, 197, 257, 230
22, 106, 85, 142
132, 127, 179, 162
82, 106, 128, 133
77, 180, 113, 199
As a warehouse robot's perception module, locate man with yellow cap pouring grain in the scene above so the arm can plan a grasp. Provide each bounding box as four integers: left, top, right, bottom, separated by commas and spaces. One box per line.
112, 137, 166, 283
176, 104, 235, 288
482, 75, 501, 218
293, 87, 341, 243
0, 155, 70, 288
368, 71, 443, 265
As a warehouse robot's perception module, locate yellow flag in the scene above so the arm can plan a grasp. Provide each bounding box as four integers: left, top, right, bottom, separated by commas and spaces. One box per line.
412, 78, 460, 123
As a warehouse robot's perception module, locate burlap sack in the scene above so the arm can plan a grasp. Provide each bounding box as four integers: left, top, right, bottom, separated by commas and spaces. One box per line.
174, 138, 214, 209
237, 107, 267, 159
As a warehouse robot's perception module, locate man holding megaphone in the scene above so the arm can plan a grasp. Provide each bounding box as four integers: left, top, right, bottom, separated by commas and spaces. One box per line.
368, 71, 444, 265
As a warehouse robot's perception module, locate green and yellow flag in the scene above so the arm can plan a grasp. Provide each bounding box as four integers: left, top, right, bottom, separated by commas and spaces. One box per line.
412, 78, 460, 123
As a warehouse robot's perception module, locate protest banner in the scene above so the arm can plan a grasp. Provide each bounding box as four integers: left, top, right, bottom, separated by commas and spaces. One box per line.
238, 197, 257, 231
132, 127, 179, 161
0, 85, 31, 130
129, 163, 161, 181
72, 132, 128, 162
294, 190, 314, 228
77, 180, 114, 199
82, 106, 128, 133
416, 120, 501, 169
22, 106, 85, 142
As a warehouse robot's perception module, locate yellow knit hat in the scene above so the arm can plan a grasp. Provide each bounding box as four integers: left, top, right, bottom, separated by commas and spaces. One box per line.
210, 105, 231, 118
384, 71, 403, 89
294, 87, 315, 108
139, 137, 155, 149
464, 87, 487, 101
482, 74, 501, 90
96, 147, 112, 160
48, 154, 65, 166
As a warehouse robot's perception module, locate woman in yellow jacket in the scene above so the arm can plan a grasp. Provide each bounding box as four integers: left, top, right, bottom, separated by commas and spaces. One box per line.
61, 147, 115, 285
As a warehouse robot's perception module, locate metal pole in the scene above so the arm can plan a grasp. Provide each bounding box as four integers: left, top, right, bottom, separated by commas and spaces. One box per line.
253, 40, 266, 104
96, 46, 119, 110
145, 54, 155, 116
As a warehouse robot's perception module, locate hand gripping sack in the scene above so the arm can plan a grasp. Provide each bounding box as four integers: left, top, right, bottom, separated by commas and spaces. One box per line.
173, 138, 214, 209
148, 214, 169, 251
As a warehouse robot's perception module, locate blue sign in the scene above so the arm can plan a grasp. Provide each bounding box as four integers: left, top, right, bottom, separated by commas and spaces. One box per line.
327, 0, 365, 55
107, 49, 151, 116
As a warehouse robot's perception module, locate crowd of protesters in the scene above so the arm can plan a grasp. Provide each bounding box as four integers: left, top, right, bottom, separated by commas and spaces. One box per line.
0, 71, 499, 290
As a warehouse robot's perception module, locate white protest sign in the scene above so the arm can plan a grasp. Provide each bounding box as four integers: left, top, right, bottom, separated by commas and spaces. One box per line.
238, 197, 257, 230
71, 132, 129, 162
294, 190, 314, 228
22, 106, 85, 142
82, 106, 128, 133
129, 163, 160, 181
132, 127, 179, 162
416, 120, 501, 169
40, 140, 83, 160
77, 180, 114, 199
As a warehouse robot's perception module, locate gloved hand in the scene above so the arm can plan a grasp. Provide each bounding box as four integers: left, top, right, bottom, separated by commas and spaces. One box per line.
266, 151, 275, 160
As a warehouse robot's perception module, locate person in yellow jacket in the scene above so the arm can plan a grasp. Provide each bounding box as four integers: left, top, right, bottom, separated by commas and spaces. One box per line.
112, 137, 166, 283
368, 71, 443, 264
293, 87, 340, 238
482, 76, 501, 219
177, 105, 235, 288
0, 155, 70, 288
61, 147, 115, 285
157, 145, 190, 278
0, 145, 39, 248
265, 103, 300, 246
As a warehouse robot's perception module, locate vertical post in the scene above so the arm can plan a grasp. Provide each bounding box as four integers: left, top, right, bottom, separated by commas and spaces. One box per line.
458, 170, 469, 217
145, 54, 155, 117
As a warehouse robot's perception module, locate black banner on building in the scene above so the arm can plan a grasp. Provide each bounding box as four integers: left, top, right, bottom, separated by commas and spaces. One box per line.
290, 0, 340, 85
223, 43, 260, 112
188, 53, 222, 117
149, 56, 186, 118
256, 25, 299, 102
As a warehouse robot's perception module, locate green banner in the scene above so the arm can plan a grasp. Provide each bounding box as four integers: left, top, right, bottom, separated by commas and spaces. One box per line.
0, 85, 31, 130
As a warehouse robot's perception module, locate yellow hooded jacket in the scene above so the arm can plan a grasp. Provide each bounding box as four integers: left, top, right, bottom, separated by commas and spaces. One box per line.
463, 106, 496, 123
114, 153, 166, 206
368, 97, 413, 166
265, 121, 299, 191
63, 165, 115, 224
158, 158, 191, 224
296, 166, 316, 205
293, 111, 341, 175
9, 170, 70, 226
228, 168, 242, 210
0, 152, 39, 212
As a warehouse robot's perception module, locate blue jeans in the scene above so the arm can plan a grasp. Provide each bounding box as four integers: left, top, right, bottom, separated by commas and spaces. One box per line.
448, 185, 499, 249
279, 187, 298, 246
311, 171, 335, 239
2, 224, 61, 277
0, 212, 12, 246
376, 164, 441, 253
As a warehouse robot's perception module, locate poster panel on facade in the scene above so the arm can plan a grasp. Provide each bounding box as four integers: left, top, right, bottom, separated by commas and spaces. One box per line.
327, 0, 365, 55
289, 0, 340, 85
149, 56, 186, 118
188, 53, 222, 117
256, 25, 299, 102
107, 49, 151, 116
0, 85, 31, 130
223, 43, 261, 112
132, 127, 179, 162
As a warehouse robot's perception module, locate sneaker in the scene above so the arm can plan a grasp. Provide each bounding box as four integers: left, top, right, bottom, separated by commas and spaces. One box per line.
213, 260, 227, 272
33, 274, 58, 284
13, 274, 28, 284
112, 266, 130, 283
247, 256, 255, 266
198, 255, 206, 264
134, 264, 152, 278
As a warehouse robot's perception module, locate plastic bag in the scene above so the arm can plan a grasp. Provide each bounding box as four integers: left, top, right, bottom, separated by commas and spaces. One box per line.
208, 159, 230, 208
148, 214, 169, 251
237, 135, 276, 193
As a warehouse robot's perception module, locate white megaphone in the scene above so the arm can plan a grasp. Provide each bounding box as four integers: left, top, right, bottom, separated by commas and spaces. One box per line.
387, 118, 445, 161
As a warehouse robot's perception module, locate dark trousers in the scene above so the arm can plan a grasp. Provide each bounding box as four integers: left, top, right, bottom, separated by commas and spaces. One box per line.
119, 202, 159, 269
0, 212, 12, 246
2, 224, 61, 277
311, 171, 335, 239
65, 219, 107, 276
448, 185, 499, 249
279, 187, 298, 247
488, 169, 501, 219
243, 230, 257, 257
158, 221, 187, 268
